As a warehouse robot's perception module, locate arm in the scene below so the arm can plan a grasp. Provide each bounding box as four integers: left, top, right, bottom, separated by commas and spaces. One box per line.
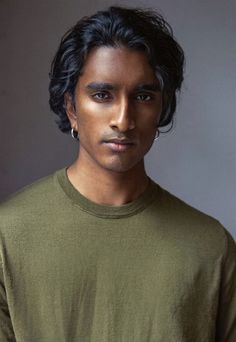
215, 229, 236, 341
0, 262, 16, 342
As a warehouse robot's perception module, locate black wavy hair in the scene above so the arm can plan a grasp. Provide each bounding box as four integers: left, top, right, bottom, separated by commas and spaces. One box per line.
49, 6, 185, 132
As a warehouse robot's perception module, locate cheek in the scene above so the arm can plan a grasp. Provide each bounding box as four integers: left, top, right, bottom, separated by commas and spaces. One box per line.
137, 113, 159, 135
137, 103, 161, 124
137, 116, 158, 150
76, 103, 99, 132
76, 96, 110, 125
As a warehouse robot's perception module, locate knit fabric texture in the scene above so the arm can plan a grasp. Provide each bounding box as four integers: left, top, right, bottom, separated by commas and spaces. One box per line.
0, 168, 236, 341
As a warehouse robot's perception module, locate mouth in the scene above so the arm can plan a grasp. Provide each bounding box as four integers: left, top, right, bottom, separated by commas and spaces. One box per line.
103, 139, 135, 152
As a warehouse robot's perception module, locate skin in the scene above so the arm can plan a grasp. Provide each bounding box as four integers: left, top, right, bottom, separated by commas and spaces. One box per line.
65, 46, 162, 205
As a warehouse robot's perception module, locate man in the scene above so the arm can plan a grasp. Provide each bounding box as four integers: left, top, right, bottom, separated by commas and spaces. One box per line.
0, 6, 235, 342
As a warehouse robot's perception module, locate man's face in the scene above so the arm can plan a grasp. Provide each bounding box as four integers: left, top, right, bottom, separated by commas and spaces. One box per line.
66, 46, 162, 173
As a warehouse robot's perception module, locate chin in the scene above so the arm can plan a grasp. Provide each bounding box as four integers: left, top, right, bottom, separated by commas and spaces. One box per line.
105, 165, 133, 173
100, 156, 144, 174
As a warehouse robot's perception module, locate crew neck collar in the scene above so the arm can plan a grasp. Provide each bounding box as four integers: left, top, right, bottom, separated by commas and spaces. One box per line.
55, 168, 159, 219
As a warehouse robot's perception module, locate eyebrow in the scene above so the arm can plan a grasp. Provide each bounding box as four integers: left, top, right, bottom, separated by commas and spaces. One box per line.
135, 83, 161, 92
86, 82, 117, 91
86, 82, 161, 92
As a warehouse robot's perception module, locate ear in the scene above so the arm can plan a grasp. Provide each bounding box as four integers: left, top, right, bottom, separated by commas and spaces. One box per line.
64, 92, 78, 129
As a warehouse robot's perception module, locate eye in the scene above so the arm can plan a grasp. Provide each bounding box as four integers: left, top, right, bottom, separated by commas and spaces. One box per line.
136, 94, 152, 102
91, 92, 112, 101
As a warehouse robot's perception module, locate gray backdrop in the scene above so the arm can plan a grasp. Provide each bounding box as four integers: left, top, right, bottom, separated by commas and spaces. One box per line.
1, 0, 236, 238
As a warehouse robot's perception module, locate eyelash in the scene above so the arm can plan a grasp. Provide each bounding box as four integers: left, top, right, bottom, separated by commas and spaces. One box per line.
91, 92, 153, 102
136, 94, 152, 101
92, 92, 111, 100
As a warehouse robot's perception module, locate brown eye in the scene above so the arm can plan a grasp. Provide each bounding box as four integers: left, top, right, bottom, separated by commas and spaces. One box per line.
92, 92, 111, 100
136, 94, 152, 101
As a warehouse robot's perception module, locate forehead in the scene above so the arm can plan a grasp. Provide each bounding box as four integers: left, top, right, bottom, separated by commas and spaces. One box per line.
78, 46, 157, 87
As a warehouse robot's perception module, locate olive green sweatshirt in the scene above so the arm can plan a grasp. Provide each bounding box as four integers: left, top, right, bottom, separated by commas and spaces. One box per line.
0, 168, 236, 341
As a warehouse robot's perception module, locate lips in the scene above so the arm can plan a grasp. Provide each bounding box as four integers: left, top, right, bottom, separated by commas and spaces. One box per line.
107, 139, 134, 144
104, 139, 135, 152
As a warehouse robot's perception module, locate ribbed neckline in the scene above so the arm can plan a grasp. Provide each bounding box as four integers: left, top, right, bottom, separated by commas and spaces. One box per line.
55, 168, 159, 219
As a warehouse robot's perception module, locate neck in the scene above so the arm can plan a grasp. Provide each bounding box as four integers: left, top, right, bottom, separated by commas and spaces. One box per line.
67, 154, 149, 206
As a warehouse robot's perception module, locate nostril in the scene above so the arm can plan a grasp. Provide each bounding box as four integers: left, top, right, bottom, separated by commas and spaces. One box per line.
110, 115, 135, 132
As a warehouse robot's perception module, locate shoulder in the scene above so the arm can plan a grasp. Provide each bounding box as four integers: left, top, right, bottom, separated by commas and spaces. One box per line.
0, 170, 64, 233
1, 172, 54, 209
152, 182, 236, 259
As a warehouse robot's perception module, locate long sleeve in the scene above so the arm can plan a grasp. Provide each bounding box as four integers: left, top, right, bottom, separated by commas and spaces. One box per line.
0, 261, 16, 342
215, 229, 236, 341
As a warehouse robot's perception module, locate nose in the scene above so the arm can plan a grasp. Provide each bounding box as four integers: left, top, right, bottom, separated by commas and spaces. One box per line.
109, 97, 135, 132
